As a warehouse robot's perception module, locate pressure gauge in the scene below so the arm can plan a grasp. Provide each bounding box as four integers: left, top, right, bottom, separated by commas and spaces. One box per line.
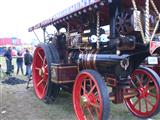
89, 35, 98, 43
100, 34, 109, 42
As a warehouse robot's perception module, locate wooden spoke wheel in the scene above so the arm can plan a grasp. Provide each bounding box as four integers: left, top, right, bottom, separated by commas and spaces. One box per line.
73, 70, 110, 120
125, 67, 160, 118
32, 43, 60, 103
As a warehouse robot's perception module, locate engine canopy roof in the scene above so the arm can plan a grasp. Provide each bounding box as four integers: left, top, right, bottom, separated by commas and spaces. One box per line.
28, 0, 160, 32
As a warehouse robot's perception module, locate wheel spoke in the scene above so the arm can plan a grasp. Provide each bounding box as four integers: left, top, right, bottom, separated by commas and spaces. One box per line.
89, 78, 93, 88
130, 78, 138, 88
87, 107, 94, 120
133, 98, 139, 107
90, 102, 100, 109
124, 13, 128, 19
145, 97, 154, 107
43, 77, 48, 82
38, 52, 43, 61
136, 75, 143, 88
44, 64, 48, 68
126, 18, 131, 23
146, 79, 150, 88
37, 79, 44, 87
138, 99, 141, 111
83, 79, 86, 95
95, 91, 98, 97
148, 93, 157, 98
140, 74, 144, 82
95, 93, 100, 103
42, 82, 47, 95
148, 86, 155, 90
81, 103, 87, 111
88, 84, 96, 95
43, 56, 46, 66
95, 107, 100, 120
35, 67, 41, 71
144, 98, 149, 112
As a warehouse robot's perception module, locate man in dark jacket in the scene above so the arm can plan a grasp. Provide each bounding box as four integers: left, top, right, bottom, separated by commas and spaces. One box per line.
16, 51, 24, 75
4, 47, 12, 75
24, 49, 32, 78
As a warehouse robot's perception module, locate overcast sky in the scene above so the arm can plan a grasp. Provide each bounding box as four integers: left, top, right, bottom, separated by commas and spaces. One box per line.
0, 0, 79, 43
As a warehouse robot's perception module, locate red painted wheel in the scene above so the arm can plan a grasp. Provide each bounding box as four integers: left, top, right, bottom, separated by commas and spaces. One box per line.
73, 70, 110, 120
125, 67, 160, 118
33, 44, 60, 103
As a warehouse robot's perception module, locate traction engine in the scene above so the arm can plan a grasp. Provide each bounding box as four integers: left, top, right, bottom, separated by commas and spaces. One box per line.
29, 0, 160, 120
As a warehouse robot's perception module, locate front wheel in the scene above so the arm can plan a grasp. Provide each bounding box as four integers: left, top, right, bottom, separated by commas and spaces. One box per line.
73, 70, 110, 120
32, 44, 60, 103
125, 66, 160, 118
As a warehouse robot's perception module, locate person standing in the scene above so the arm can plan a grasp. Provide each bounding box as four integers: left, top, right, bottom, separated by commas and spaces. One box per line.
4, 47, 12, 75
24, 49, 32, 78
16, 51, 24, 75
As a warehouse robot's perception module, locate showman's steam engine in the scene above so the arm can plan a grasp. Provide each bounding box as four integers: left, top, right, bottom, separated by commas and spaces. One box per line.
29, 0, 160, 120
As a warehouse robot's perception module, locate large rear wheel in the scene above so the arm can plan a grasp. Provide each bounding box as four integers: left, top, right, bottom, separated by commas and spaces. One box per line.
32, 43, 60, 103
125, 66, 160, 118
73, 70, 110, 120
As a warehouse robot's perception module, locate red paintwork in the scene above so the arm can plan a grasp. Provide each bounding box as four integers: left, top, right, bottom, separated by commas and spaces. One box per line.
125, 68, 160, 118
32, 47, 48, 99
73, 71, 103, 120
150, 41, 160, 54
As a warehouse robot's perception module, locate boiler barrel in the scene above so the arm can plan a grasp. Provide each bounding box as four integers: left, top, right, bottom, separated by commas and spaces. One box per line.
79, 53, 129, 75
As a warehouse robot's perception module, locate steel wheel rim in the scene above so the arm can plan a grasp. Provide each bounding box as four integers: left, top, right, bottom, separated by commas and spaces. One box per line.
125, 69, 160, 118
73, 72, 103, 120
33, 47, 49, 99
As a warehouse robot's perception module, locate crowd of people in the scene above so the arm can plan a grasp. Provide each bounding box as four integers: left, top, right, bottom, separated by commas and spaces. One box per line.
3, 47, 33, 78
